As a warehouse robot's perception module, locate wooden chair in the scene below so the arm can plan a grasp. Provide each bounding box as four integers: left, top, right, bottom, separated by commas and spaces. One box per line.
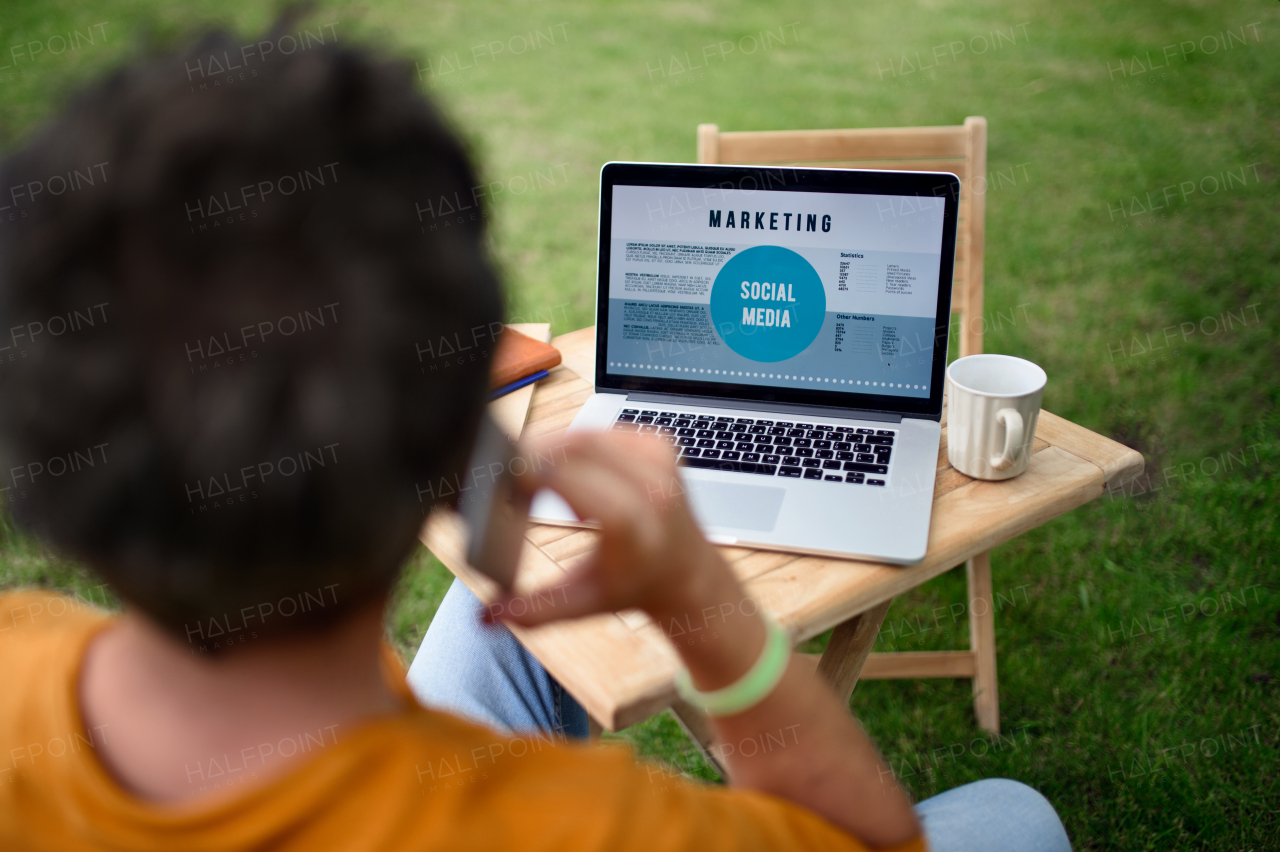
695, 119, 1002, 734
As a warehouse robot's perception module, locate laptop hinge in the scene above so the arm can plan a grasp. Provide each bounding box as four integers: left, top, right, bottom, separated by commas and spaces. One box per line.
624, 392, 904, 423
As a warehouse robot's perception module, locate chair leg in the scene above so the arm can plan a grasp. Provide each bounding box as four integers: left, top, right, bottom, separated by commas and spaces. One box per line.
816, 600, 893, 705
967, 551, 999, 734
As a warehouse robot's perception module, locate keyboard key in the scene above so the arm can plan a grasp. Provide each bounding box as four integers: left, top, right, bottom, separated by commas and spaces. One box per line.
867, 435, 894, 446
637, 416, 654, 424
824, 431, 841, 440
822, 459, 842, 470
735, 418, 754, 424
715, 431, 735, 440
716, 440, 735, 450
773, 437, 792, 447
834, 441, 852, 451
836, 451, 854, 461
775, 421, 794, 428
845, 473, 865, 483
722, 451, 741, 461
656, 417, 673, 425
678, 413, 697, 419
736, 442, 755, 452
613, 422, 639, 432
824, 475, 843, 481
749, 425, 767, 434
817, 451, 835, 460
876, 450, 892, 462
756, 420, 775, 426
617, 414, 636, 422
876, 430, 895, 436
835, 425, 854, 432
702, 450, 721, 459
803, 468, 823, 480
778, 466, 802, 478
743, 452, 761, 462
641, 410, 658, 416
813, 439, 831, 449
730, 424, 748, 433
661, 436, 677, 445
856, 428, 874, 435
843, 462, 888, 474
787, 428, 805, 437
696, 429, 715, 438
696, 439, 716, 448
768, 426, 787, 436
683, 448, 701, 457
857, 453, 876, 462
659, 426, 676, 435
753, 434, 772, 444
794, 448, 814, 458
678, 437, 696, 446
640, 425, 659, 434
674, 418, 692, 427
816, 425, 833, 431
792, 438, 812, 448
854, 443, 872, 453
678, 456, 777, 476
715, 416, 733, 423
622, 409, 639, 415
802, 458, 821, 468
867, 479, 886, 486
677, 428, 695, 437
806, 429, 824, 439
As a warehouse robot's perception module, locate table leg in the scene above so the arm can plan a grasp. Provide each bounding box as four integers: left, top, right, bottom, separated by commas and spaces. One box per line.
817, 600, 893, 704
967, 552, 1000, 734
669, 698, 728, 779
666, 601, 891, 778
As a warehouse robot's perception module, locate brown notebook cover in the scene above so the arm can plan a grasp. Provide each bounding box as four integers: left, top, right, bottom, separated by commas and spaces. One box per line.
489, 326, 562, 390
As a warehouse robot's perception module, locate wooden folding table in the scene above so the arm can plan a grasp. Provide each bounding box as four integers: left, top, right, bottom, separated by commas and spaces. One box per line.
421, 326, 1143, 760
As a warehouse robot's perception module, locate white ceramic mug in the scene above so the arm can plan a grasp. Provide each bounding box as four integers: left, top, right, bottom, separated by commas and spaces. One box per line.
946, 354, 1047, 481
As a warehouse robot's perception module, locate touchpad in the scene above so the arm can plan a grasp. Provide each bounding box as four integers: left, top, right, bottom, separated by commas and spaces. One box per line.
685, 480, 786, 532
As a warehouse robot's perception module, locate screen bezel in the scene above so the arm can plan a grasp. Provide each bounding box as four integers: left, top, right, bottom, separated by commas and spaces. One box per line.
594, 162, 960, 420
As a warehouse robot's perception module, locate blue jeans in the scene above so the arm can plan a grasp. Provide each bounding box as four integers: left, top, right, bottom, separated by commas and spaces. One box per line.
407, 580, 1072, 852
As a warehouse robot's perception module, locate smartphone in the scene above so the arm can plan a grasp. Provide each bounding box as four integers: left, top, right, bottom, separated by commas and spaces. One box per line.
455, 414, 530, 589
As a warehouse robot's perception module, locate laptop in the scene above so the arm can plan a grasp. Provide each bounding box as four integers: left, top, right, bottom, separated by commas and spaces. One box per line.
530, 162, 960, 564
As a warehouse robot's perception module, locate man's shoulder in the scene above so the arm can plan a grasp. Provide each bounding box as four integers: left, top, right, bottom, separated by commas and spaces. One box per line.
353, 703, 643, 799
338, 709, 868, 852
0, 589, 110, 669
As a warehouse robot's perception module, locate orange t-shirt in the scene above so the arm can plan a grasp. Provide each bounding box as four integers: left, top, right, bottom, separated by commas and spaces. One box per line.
0, 590, 925, 852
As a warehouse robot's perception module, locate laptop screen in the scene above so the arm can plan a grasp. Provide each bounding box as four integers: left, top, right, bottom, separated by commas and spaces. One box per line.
595, 163, 959, 419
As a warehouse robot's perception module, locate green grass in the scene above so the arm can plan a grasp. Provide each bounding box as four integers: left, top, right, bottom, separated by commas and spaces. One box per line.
1, 1, 1277, 848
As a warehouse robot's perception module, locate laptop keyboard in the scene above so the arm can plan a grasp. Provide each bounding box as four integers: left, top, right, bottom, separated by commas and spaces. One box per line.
611, 408, 893, 486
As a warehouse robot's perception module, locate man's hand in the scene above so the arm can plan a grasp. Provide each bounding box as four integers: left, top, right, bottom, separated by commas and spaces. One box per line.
488, 431, 734, 635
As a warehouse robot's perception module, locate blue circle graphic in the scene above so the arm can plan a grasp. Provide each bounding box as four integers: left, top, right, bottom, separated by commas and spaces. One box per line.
709, 246, 826, 362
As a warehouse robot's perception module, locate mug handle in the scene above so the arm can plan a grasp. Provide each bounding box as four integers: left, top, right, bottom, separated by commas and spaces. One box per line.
990, 409, 1024, 471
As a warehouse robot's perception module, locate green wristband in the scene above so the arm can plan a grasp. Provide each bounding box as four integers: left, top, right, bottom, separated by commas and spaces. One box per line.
673, 614, 791, 717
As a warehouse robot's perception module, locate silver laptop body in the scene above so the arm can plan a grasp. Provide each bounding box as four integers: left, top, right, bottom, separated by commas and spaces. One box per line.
531, 163, 961, 565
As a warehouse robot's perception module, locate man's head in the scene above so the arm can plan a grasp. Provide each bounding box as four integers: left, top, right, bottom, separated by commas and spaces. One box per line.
0, 25, 502, 643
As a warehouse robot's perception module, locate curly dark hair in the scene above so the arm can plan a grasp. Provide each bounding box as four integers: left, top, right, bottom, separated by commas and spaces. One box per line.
0, 23, 502, 643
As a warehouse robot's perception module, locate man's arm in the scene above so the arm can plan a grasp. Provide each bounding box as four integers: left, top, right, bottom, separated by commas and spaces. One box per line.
494, 432, 920, 848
